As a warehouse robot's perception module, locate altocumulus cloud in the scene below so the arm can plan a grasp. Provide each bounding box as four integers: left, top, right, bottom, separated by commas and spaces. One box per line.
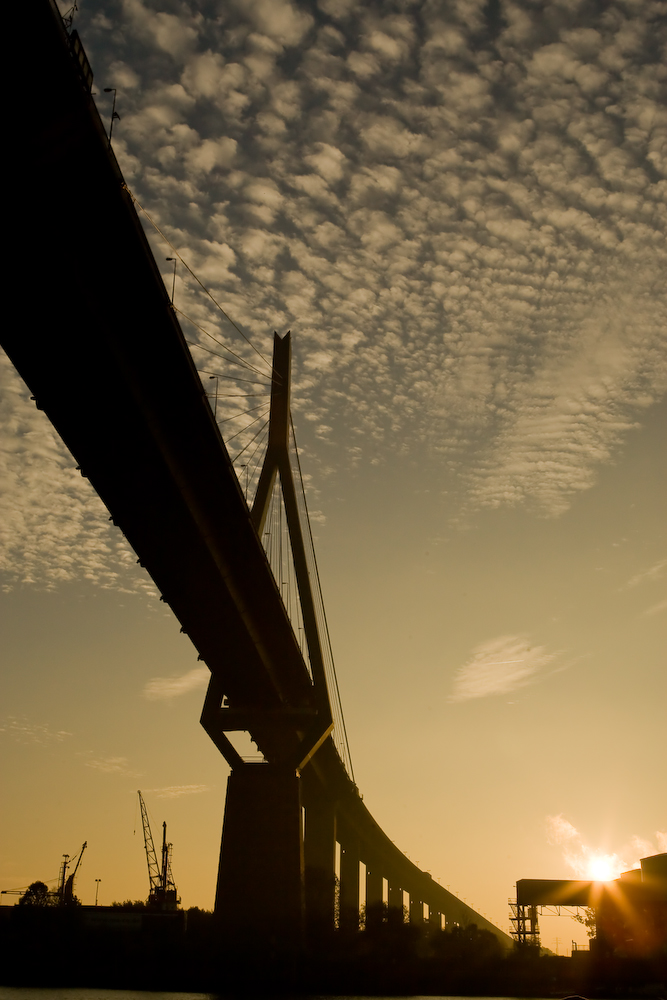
143, 666, 209, 700
69, 0, 667, 524
0, 351, 156, 593
449, 634, 559, 702
3, 0, 667, 589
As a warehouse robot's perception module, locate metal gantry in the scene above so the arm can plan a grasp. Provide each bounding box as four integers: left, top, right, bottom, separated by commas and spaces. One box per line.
509, 898, 541, 947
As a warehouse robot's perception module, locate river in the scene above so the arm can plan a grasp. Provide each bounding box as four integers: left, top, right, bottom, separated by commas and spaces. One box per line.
0, 990, 566, 1000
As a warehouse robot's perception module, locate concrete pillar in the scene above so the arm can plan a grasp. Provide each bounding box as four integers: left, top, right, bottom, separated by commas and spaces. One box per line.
215, 763, 303, 951
387, 876, 403, 918
303, 784, 336, 934
410, 892, 424, 925
365, 857, 383, 907
364, 856, 384, 928
338, 818, 360, 931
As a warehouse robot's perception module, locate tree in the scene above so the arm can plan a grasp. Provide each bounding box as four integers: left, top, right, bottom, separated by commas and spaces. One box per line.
18, 881, 56, 907
573, 907, 596, 937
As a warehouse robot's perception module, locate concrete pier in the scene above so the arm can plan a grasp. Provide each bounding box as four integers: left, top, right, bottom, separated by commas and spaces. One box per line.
216, 764, 303, 948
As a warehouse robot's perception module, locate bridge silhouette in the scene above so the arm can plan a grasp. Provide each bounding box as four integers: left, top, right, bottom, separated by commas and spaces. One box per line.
6, 0, 512, 957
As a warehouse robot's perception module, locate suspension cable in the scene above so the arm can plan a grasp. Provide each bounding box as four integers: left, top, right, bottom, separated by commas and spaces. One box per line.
177, 308, 270, 379
123, 185, 273, 371
231, 417, 270, 463
211, 400, 272, 425
289, 415, 355, 781
188, 339, 271, 379
196, 367, 268, 386
225, 407, 271, 446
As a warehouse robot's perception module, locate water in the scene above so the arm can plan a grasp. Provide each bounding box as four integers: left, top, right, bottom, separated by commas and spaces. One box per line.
0, 992, 212, 1000
0, 992, 214, 1000
0, 991, 556, 1000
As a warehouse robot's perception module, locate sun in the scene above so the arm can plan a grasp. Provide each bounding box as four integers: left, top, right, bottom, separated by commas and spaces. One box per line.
587, 854, 617, 881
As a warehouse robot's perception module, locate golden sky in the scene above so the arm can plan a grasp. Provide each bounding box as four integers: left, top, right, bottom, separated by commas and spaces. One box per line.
1, 0, 666, 955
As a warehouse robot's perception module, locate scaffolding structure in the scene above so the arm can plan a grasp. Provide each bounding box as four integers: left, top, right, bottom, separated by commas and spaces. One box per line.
509, 898, 540, 947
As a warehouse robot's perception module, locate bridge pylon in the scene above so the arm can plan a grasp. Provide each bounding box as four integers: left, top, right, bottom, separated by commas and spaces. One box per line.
201, 332, 335, 956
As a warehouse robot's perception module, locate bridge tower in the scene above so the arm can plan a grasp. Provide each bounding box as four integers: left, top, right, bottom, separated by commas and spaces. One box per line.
201, 332, 335, 956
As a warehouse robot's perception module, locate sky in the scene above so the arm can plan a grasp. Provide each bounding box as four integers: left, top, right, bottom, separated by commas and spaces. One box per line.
1, 0, 666, 956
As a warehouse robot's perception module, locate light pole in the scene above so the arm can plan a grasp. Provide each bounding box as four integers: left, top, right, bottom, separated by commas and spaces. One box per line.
95, 879, 101, 906
209, 375, 219, 417
103, 88, 120, 148
166, 257, 177, 305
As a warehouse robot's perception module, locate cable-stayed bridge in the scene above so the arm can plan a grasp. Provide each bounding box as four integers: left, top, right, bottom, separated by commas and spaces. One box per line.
5, 0, 512, 955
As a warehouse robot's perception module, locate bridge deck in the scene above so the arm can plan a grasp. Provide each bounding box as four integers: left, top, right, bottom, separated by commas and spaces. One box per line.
7, 0, 320, 763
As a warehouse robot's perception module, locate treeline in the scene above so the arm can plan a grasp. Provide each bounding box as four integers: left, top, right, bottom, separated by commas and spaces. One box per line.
0, 901, 664, 996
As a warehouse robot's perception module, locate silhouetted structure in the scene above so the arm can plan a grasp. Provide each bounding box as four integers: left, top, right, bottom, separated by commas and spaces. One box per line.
5, 0, 513, 964
513, 852, 667, 958
138, 792, 180, 911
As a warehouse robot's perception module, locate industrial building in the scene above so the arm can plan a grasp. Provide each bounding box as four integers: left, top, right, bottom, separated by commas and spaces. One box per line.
511, 852, 667, 958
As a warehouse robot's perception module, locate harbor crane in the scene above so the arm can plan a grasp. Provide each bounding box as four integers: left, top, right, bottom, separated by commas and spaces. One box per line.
137, 790, 180, 911
1, 841, 87, 906
58, 840, 87, 905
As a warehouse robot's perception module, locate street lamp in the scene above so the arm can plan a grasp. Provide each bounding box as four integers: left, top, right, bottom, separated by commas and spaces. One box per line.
95, 879, 101, 906
103, 88, 120, 148
166, 257, 177, 305
209, 375, 219, 417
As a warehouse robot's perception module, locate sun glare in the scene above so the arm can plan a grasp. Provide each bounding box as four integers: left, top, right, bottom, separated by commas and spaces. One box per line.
587, 854, 617, 881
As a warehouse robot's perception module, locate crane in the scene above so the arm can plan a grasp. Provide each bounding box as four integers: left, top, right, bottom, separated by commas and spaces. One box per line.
2, 841, 87, 906
59, 840, 87, 905
137, 790, 180, 911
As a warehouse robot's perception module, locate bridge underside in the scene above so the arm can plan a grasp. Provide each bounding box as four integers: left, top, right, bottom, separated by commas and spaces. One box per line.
5, 0, 514, 956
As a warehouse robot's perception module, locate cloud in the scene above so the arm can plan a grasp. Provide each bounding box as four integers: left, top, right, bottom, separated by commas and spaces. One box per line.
449, 634, 559, 702
546, 814, 579, 845
235, 0, 314, 47
626, 559, 667, 589
0, 351, 155, 595
143, 784, 210, 798
624, 559, 667, 618
641, 598, 667, 618
121, 0, 200, 60
86, 755, 138, 776
185, 136, 237, 174
3, 0, 667, 588
546, 814, 667, 879
0, 717, 73, 746
143, 666, 209, 700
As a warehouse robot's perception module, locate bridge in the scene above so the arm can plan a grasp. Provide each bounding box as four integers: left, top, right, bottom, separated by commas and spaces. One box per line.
5, 0, 512, 957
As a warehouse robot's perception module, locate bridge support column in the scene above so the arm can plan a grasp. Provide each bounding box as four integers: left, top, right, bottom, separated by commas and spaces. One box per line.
338, 819, 360, 932
410, 892, 424, 925
364, 856, 384, 927
215, 764, 304, 954
388, 877, 403, 919
303, 782, 336, 937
